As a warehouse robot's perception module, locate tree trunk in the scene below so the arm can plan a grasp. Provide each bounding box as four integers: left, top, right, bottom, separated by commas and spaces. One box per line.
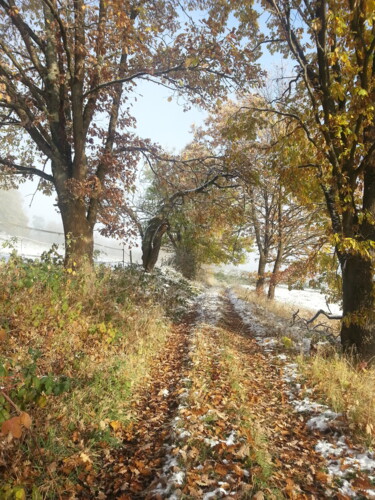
255, 251, 267, 294
173, 247, 198, 279
341, 254, 375, 359
268, 196, 283, 300
59, 197, 94, 268
340, 158, 375, 360
268, 242, 283, 300
142, 216, 169, 272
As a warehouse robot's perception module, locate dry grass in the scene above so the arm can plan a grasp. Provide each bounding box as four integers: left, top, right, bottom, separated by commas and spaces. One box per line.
233, 286, 341, 337
233, 286, 374, 446
0, 258, 195, 498
299, 354, 375, 446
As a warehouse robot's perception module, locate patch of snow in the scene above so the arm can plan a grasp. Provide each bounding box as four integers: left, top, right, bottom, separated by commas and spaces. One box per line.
306, 411, 340, 432
205, 438, 220, 448
316, 438, 375, 497
339, 480, 357, 497
202, 488, 229, 500
316, 438, 348, 459
225, 431, 236, 446
282, 363, 298, 383
277, 354, 288, 360
300, 337, 312, 353
227, 290, 268, 338
292, 397, 325, 413
177, 430, 191, 439
239, 283, 342, 316
257, 337, 278, 349
171, 471, 185, 486
196, 289, 225, 326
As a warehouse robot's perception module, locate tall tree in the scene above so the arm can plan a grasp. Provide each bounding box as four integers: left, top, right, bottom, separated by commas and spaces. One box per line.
0, 0, 259, 267
250, 0, 375, 358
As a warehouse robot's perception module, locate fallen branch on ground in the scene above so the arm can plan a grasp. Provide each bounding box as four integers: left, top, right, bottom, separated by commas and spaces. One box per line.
291, 309, 341, 345
306, 309, 342, 324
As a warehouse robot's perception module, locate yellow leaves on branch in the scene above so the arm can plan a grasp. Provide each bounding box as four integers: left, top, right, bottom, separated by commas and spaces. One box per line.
1, 411, 32, 439
331, 233, 375, 259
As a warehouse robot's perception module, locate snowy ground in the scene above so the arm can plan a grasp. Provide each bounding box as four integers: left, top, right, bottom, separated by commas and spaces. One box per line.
241, 283, 342, 315
0, 231, 142, 266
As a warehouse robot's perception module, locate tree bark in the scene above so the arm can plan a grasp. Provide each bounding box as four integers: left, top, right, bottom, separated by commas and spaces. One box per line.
340, 153, 375, 360
142, 216, 170, 272
58, 195, 94, 269
255, 250, 267, 294
268, 196, 283, 300
341, 254, 375, 359
268, 242, 283, 300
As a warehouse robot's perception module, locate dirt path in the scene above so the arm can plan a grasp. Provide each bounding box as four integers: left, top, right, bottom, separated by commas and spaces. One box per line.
217, 294, 330, 498
95, 321, 191, 499
92, 289, 373, 499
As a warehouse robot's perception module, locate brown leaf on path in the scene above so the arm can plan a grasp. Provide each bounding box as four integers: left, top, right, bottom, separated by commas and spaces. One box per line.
19, 411, 32, 429
214, 463, 229, 476
284, 478, 298, 499
1, 416, 22, 438
352, 474, 375, 489
315, 470, 330, 484
252, 492, 265, 500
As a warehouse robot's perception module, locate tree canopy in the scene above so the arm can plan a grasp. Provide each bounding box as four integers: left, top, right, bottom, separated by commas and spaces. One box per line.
0, 0, 259, 265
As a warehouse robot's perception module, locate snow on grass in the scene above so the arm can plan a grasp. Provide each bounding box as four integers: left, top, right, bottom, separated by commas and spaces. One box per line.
229, 288, 375, 498
197, 288, 226, 326
292, 397, 326, 413
306, 410, 340, 432
240, 283, 342, 316
227, 289, 269, 337
202, 487, 229, 500
316, 437, 375, 498
228, 289, 316, 354
282, 363, 298, 382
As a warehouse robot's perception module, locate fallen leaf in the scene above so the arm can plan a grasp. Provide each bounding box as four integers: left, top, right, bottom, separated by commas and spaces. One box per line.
315, 470, 329, 484
19, 411, 32, 429
110, 420, 122, 431
352, 475, 374, 489
1, 416, 22, 438
214, 463, 228, 476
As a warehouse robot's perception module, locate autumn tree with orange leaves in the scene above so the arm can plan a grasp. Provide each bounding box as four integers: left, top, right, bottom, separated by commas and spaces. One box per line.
0, 0, 259, 267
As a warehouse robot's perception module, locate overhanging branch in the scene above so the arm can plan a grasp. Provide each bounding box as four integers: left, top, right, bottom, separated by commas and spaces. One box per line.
0, 158, 54, 183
